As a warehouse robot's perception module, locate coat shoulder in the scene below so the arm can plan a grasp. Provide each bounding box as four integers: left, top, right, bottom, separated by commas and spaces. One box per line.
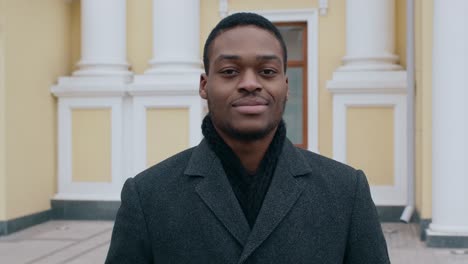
294, 148, 361, 197
298, 148, 357, 178
132, 147, 196, 189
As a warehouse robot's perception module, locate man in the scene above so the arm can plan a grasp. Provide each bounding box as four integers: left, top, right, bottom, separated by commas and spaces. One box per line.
106, 12, 390, 264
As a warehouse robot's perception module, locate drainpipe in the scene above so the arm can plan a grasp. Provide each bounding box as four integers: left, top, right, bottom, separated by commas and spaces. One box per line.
400, 0, 415, 223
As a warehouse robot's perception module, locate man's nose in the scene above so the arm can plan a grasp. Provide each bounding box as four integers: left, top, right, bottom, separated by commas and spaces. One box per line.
238, 69, 262, 93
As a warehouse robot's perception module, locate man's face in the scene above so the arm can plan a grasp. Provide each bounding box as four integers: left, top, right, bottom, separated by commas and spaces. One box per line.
200, 25, 289, 141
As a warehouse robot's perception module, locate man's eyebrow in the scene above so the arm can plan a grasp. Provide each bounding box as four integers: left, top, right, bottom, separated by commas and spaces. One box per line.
214, 54, 241, 63
214, 54, 282, 64
256, 55, 282, 63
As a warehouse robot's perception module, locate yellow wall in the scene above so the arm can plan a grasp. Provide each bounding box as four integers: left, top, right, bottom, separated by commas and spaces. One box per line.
200, 0, 220, 59
0, 0, 6, 220
347, 107, 395, 186
70, 0, 80, 72
127, 0, 152, 74
318, 1, 346, 157
4, 0, 71, 220
229, 0, 316, 10
415, 0, 433, 219
146, 108, 189, 166
395, 0, 407, 68
72, 109, 112, 183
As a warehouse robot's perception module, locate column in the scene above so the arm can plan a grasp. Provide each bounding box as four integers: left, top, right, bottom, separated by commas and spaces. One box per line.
427, 0, 468, 247
146, 0, 201, 74
339, 0, 402, 71
73, 0, 131, 77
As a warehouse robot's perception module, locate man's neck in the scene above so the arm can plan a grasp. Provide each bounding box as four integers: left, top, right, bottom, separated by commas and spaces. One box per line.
214, 127, 277, 174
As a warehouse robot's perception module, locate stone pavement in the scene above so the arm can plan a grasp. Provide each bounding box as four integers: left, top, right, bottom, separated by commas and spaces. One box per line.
0, 221, 467, 264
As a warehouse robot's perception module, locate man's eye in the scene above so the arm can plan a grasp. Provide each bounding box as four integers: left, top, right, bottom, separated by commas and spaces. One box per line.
220, 69, 238, 76
260, 69, 277, 76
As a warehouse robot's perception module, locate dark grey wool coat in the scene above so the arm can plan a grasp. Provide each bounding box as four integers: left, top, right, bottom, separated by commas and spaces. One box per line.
106, 139, 390, 264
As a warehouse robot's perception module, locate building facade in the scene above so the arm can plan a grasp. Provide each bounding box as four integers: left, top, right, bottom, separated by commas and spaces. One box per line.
0, 0, 467, 247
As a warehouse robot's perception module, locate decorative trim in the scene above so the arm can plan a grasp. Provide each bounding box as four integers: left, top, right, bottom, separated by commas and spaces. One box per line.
55, 97, 125, 201
327, 71, 407, 94
51, 76, 130, 97
376, 206, 405, 222
231, 9, 319, 153
319, 0, 328, 16
0, 210, 53, 236
420, 218, 432, 241
130, 70, 202, 96
132, 96, 203, 175
51, 200, 120, 220
219, 0, 229, 18
332, 94, 408, 206
426, 231, 468, 248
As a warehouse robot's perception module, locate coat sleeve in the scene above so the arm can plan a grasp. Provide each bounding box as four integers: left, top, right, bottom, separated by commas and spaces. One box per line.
105, 178, 153, 263
343, 170, 391, 264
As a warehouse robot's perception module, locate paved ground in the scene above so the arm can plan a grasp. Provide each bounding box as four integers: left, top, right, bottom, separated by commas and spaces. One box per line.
0, 221, 467, 263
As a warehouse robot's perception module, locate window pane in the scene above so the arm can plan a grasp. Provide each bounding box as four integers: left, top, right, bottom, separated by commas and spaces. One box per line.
277, 25, 304, 61
283, 67, 303, 145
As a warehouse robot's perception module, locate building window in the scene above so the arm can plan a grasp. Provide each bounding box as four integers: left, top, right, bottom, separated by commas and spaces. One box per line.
276, 22, 308, 149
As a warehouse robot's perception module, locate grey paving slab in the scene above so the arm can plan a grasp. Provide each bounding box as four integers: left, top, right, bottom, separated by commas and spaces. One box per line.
65, 243, 110, 264
29, 228, 112, 264
382, 223, 468, 264
32, 221, 113, 241
0, 240, 74, 264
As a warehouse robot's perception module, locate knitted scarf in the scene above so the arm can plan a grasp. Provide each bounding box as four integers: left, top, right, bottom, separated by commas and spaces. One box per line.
201, 115, 286, 228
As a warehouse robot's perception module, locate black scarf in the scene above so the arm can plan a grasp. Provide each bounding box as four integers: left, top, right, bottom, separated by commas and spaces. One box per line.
202, 115, 286, 228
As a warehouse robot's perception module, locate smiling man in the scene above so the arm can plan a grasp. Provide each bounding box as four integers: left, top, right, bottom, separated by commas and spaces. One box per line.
106, 13, 390, 264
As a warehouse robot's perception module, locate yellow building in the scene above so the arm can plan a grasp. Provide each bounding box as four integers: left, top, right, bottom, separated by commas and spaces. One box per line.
0, 0, 466, 247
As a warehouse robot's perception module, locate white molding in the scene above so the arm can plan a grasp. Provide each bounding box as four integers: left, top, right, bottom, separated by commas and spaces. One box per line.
56, 97, 124, 200
231, 9, 320, 153
319, 0, 329, 16
327, 70, 407, 94
131, 96, 203, 175
219, 0, 228, 18
53, 193, 120, 201
51, 76, 130, 97
332, 94, 408, 206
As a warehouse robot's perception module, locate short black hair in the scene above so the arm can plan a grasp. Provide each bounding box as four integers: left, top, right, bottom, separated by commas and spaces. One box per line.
202, 12, 288, 74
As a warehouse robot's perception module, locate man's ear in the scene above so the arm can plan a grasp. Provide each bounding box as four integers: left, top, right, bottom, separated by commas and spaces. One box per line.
199, 73, 208, 99
285, 76, 289, 101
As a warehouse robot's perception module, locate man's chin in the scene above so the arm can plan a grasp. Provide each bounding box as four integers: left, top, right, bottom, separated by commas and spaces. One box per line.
224, 125, 277, 142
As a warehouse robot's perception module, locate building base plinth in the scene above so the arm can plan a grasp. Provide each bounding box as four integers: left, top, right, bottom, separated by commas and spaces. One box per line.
426, 229, 468, 248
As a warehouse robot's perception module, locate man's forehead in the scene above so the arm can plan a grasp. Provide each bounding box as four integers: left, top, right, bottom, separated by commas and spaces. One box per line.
209, 26, 283, 56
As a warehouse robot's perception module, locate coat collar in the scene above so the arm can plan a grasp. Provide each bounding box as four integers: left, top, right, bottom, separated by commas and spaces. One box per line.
185, 138, 314, 262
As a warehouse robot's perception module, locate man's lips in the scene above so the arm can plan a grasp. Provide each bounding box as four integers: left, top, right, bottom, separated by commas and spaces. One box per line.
232, 97, 269, 107
231, 97, 269, 114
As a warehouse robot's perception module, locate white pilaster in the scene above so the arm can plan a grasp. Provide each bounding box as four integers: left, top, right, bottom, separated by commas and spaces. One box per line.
51, 0, 132, 202
427, 0, 468, 242
139, 0, 202, 83
73, 0, 131, 78
327, 0, 407, 206
340, 0, 401, 71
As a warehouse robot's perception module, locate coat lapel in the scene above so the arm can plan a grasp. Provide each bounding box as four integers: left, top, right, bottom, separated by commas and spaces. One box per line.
185, 140, 250, 246
238, 140, 313, 264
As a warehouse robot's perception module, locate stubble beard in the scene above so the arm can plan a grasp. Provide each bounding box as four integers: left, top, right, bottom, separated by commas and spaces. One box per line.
207, 98, 287, 142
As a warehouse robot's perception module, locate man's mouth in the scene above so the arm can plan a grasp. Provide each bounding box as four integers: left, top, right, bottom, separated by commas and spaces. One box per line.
232, 97, 269, 114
